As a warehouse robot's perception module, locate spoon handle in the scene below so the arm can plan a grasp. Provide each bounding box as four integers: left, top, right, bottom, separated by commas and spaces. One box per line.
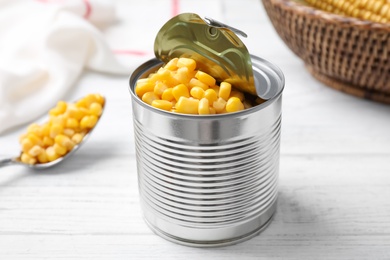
0, 158, 14, 168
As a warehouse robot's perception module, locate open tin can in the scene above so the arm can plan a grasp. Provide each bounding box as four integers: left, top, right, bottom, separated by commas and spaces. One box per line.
128, 14, 285, 247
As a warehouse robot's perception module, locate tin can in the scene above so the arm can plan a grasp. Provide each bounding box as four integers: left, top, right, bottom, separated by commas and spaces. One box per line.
128, 54, 284, 247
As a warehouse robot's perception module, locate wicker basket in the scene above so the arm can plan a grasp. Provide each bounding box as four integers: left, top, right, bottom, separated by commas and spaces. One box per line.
262, 0, 390, 104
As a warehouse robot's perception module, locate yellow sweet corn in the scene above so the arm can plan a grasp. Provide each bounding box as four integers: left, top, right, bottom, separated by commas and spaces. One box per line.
18, 93, 105, 164
198, 98, 210, 115
53, 143, 67, 156
55, 134, 74, 151
164, 57, 178, 71
135, 57, 263, 115
46, 146, 60, 162
219, 82, 232, 101
20, 152, 37, 165
80, 115, 98, 129
177, 57, 197, 71
135, 79, 155, 98
174, 67, 191, 84
189, 78, 208, 90
43, 136, 54, 147
176, 97, 199, 114
151, 100, 173, 111
154, 82, 168, 97
72, 133, 85, 144
66, 118, 79, 129
195, 70, 216, 87
89, 102, 103, 117
305, 0, 390, 23
190, 87, 205, 100
172, 84, 190, 101
142, 92, 159, 105
226, 97, 244, 113
204, 89, 218, 104
21, 138, 34, 153
213, 98, 227, 113
50, 123, 64, 139
28, 145, 44, 157
37, 151, 49, 164
230, 90, 245, 101
161, 88, 175, 101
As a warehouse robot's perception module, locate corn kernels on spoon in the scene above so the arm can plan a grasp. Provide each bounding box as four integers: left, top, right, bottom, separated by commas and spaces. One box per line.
0, 94, 105, 169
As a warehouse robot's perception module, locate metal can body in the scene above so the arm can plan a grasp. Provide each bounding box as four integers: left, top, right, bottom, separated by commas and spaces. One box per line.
129, 55, 284, 247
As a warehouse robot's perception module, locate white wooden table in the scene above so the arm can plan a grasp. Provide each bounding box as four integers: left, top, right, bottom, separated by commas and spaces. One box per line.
1, 0, 390, 259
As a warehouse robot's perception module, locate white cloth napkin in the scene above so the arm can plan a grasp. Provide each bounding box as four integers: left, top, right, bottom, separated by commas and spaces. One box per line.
0, 0, 130, 134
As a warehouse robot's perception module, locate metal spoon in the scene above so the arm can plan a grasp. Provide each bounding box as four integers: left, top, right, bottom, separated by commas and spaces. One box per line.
0, 97, 105, 169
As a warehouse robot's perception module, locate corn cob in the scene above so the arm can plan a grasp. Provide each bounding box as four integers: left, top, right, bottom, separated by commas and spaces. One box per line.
304, 0, 390, 23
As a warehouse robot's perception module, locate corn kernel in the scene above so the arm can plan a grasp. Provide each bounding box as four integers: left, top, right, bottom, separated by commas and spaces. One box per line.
80, 115, 98, 129
49, 107, 63, 116
172, 84, 190, 101
76, 98, 89, 108
142, 92, 159, 105
28, 145, 44, 157
72, 133, 84, 144
53, 143, 67, 156
26, 133, 42, 146
195, 71, 216, 87
151, 100, 173, 111
154, 82, 168, 97
198, 98, 210, 115
204, 89, 218, 104
164, 57, 178, 71
43, 136, 54, 147
41, 123, 51, 137
177, 57, 197, 71
55, 134, 74, 150
213, 98, 227, 113
219, 82, 232, 101
27, 123, 41, 136
66, 118, 79, 129
190, 87, 205, 100
161, 88, 175, 101
50, 124, 63, 139
226, 97, 244, 113
67, 106, 84, 120
37, 151, 49, 164
21, 138, 34, 153
230, 90, 245, 101
175, 97, 199, 114
20, 152, 37, 164
46, 146, 60, 162
89, 102, 103, 116
93, 94, 105, 105
188, 78, 208, 90
174, 67, 191, 84
135, 79, 155, 98
63, 128, 75, 138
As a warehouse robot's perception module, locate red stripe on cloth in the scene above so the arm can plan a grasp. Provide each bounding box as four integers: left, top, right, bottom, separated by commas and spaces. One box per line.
171, 0, 179, 17
83, 0, 92, 19
113, 50, 151, 56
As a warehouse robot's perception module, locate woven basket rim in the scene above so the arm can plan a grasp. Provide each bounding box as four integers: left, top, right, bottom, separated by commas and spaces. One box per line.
269, 0, 390, 31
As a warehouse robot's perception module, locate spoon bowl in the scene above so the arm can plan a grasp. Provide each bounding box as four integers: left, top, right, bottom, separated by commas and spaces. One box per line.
0, 96, 105, 169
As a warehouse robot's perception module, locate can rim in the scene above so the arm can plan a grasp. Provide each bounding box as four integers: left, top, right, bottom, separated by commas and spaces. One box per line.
128, 55, 285, 119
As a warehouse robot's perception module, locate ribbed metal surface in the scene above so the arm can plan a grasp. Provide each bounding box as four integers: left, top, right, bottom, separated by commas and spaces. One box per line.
129, 56, 284, 246
134, 116, 280, 225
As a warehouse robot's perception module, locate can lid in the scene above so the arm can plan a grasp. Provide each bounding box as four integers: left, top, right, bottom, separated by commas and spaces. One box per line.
154, 13, 259, 97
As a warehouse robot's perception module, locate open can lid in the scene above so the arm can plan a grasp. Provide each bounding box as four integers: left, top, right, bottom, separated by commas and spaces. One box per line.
154, 13, 258, 97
